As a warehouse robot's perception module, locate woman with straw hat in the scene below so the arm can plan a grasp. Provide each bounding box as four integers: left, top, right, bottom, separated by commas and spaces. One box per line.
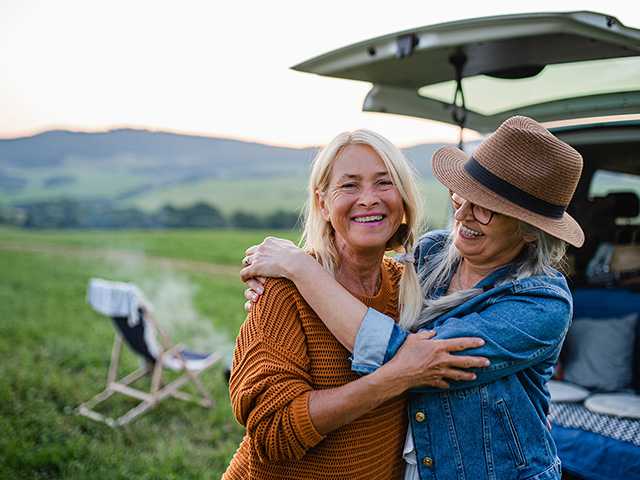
240, 116, 583, 479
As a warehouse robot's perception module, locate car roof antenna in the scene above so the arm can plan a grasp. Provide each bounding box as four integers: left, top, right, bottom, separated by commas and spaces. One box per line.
450, 50, 468, 151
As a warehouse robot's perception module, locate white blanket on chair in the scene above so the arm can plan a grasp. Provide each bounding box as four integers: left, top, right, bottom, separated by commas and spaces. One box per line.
87, 278, 151, 326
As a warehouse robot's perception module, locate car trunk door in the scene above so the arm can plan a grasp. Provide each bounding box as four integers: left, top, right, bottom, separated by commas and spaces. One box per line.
293, 11, 640, 133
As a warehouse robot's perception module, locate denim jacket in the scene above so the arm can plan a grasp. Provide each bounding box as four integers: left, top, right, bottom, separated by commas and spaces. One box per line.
352, 231, 571, 480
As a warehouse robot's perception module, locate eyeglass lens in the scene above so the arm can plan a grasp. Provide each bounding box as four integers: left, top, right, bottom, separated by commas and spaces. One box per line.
450, 192, 494, 225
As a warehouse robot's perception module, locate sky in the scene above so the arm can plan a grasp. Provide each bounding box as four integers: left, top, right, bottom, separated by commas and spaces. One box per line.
1, 0, 639, 147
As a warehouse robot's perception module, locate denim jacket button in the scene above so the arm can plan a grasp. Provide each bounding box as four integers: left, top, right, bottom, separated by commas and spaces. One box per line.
422, 457, 434, 468
415, 411, 426, 422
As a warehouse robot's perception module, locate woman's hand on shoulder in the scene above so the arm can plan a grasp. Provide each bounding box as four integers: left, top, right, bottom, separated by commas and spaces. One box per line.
243, 277, 267, 312
241, 236, 309, 311
384, 331, 490, 390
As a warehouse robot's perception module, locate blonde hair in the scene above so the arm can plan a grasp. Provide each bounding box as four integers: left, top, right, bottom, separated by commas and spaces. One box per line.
300, 129, 424, 327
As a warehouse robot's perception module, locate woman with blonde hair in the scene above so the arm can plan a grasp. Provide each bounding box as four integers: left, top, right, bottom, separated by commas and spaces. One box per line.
223, 129, 485, 480
241, 117, 584, 479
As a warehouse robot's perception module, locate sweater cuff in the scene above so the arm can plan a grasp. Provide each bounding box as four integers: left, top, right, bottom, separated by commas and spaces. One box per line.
291, 391, 325, 448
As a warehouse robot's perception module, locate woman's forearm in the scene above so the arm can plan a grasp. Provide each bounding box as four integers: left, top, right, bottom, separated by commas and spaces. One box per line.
241, 237, 369, 351
287, 254, 367, 351
308, 364, 407, 434
309, 331, 489, 435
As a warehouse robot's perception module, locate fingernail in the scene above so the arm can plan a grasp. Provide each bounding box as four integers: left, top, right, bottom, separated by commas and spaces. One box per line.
471, 374, 477, 380
483, 360, 490, 367
257, 287, 264, 294
251, 294, 258, 301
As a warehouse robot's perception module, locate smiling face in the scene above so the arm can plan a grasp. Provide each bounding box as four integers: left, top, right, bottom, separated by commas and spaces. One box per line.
318, 144, 405, 255
450, 191, 533, 269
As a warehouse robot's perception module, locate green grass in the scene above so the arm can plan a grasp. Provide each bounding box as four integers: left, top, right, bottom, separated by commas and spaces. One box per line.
0, 231, 268, 479
0, 227, 299, 265
129, 177, 310, 215
1, 165, 147, 203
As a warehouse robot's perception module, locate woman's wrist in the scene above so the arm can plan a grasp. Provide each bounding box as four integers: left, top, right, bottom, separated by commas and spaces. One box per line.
285, 250, 318, 282
367, 362, 411, 398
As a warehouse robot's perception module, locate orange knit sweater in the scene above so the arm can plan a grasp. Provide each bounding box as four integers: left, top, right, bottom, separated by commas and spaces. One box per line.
223, 257, 408, 480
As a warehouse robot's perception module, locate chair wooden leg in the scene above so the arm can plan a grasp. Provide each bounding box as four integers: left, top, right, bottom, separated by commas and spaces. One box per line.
77, 334, 123, 422
114, 400, 156, 427
78, 313, 222, 427
78, 387, 116, 412
117, 366, 151, 387
107, 334, 123, 385
77, 334, 154, 427
182, 366, 213, 407
150, 358, 163, 396
77, 404, 114, 425
77, 365, 153, 426
174, 351, 222, 408
169, 378, 211, 407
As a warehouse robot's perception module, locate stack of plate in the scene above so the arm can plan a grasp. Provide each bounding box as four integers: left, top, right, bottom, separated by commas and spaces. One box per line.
548, 380, 590, 403
585, 393, 640, 419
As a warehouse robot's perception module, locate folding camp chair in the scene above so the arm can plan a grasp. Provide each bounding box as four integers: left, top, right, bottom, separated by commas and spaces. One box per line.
77, 278, 222, 427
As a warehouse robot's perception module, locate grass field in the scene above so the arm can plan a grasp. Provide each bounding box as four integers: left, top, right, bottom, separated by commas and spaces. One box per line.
0, 228, 303, 479
129, 177, 310, 215
0, 228, 299, 265
0, 165, 148, 204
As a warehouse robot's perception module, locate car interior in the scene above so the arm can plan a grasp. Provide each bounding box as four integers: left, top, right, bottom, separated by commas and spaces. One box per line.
547, 121, 640, 478
563, 122, 640, 284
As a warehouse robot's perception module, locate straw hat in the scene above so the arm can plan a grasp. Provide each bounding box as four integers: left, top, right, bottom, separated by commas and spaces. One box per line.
432, 116, 584, 247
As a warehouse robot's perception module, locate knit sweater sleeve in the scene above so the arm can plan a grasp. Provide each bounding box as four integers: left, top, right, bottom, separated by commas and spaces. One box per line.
229, 278, 325, 463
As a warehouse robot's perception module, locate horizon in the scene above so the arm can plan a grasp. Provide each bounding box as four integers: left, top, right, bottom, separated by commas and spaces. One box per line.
6, 113, 640, 149
0, 123, 470, 149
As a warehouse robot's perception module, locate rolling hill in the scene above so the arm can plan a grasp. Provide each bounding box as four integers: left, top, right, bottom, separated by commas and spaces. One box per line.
0, 128, 451, 215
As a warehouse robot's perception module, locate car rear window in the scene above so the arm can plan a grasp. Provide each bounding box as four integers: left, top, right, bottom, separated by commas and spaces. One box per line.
418, 56, 640, 116
589, 169, 640, 225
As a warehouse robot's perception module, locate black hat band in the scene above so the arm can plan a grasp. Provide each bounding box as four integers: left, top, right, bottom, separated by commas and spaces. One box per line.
464, 156, 566, 219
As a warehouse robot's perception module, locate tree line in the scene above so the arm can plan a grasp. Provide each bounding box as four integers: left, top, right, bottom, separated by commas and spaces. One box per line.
0, 199, 302, 230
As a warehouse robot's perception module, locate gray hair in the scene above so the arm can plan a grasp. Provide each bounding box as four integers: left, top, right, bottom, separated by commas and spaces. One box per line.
400, 221, 567, 331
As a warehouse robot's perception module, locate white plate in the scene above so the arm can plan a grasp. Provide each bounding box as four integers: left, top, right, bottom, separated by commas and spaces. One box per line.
548, 380, 590, 403
585, 393, 640, 419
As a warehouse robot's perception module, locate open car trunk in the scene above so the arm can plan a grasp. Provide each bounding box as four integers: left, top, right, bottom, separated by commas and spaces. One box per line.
293, 11, 640, 133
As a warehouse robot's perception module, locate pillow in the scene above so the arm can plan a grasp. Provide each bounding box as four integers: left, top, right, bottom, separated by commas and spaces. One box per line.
563, 313, 638, 392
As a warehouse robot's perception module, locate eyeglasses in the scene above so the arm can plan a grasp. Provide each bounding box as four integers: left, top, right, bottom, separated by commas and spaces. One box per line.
450, 191, 495, 225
